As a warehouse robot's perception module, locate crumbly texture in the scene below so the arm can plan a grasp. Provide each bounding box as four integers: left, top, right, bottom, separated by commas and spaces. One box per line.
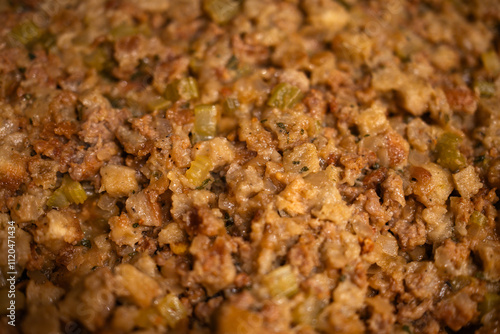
1, 0, 500, 333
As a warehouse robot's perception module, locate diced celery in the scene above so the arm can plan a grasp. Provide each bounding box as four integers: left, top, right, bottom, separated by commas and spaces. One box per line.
475, 81, 496, 98
36, 31, 57, 51
226, 55, 239, 70
111, 23, 136, 39
203, 0, 240, 24
10, 21, 43, 45
156, 294, 187, 328
435, 132, 466, 172
223, 98, 240, 115
147, 97, 171, 111
84, 46, 111, 72
292, 295, 324, 326
263, 265, 299, 298
267, 83, 303, 109
470, 211, 487, 226
481, 51, 500, 75
479, 293, 500, 317
165, 77, 199, 102
194, 104, 218, 141
47, 188, 70, 209
111, 23, 151, 40
185, 155, 213, 187
189, 57, 203, 75
135, 307, 163, 328
61, 175, 88, 204
47, 175, 87, 208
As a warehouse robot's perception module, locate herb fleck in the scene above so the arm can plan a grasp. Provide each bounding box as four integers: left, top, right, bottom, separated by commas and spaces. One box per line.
226, 55, 239, 70
196, 178, 211, 190
292, 161, 301, 165
132, 223, 139, 228
276, 122, 290, 135
300, 166, 309, 173
81, 239, 91, 248
475, 271, 486, 280
475, 155, 486, 163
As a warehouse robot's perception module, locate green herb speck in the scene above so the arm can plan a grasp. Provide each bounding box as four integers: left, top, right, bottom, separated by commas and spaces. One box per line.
475, 155, 486, 163
402, 325, 412, 334
81, 239, 91, 248
196, 178, 211, 190
226, 55, 239, 70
